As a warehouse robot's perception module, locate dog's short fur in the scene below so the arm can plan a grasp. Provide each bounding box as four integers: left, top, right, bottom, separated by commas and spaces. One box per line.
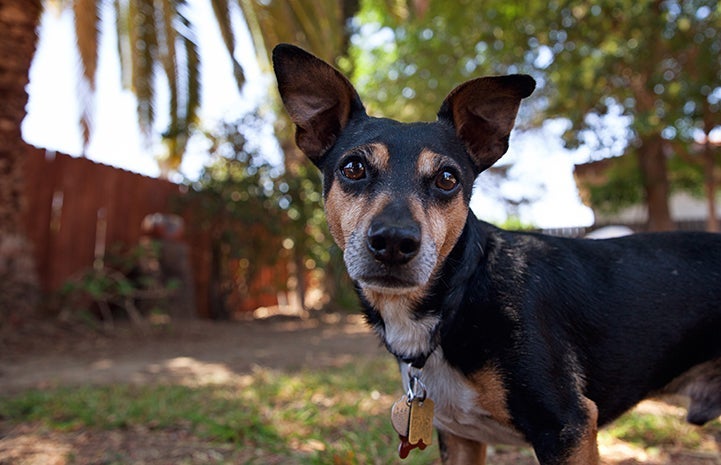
272, 43, 721, 465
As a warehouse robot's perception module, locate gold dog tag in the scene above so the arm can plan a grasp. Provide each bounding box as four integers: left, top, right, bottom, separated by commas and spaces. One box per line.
408, 397, 434, 446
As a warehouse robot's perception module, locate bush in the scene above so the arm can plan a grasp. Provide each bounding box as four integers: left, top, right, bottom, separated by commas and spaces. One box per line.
57, 240, 179, 331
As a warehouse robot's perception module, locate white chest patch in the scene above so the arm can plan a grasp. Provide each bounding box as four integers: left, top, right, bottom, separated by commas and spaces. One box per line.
375, 294, 440, 358
400, 350, 527, 446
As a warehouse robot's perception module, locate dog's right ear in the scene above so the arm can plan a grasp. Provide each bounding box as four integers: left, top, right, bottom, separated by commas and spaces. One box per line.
272, 44, 366, 164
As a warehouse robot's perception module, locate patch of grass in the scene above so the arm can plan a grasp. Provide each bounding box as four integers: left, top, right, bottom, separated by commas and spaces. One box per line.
0, 357, 437, 464
601, 407, 721, 451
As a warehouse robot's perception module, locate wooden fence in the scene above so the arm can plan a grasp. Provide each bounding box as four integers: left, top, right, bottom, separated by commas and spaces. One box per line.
20, 146, 280, 317
22, 147, 180, 290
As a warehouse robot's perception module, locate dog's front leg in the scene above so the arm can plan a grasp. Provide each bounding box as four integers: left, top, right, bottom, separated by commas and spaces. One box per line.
438, 429, 487, 465
531, 397, 600, 465
533, 432, 599, 465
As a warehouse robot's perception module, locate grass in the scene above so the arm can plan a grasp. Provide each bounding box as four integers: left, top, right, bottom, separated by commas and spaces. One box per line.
0, 357, 438, 465
601, 407, 721, 451
2, 356, 720, 464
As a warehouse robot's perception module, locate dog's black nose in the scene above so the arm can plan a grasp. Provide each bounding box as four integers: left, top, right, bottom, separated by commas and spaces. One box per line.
366, 222, 421, 265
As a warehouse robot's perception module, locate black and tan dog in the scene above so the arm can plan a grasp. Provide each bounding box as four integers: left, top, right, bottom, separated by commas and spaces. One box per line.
272, 43, 721, 465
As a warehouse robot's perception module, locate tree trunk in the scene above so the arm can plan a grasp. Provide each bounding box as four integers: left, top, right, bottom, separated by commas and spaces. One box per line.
703, 137, 719, 232
293, 245, 308, 313
0, 0, 42, 232
209, 238, 229, 320
636, 134, 674, 231
0, 0, 43, 322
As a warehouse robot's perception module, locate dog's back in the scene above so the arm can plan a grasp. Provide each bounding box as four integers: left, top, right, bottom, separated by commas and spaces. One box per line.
476, 224, 721, 425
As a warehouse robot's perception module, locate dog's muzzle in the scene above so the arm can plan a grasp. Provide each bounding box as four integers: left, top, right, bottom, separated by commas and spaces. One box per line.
344, 216, 437, 292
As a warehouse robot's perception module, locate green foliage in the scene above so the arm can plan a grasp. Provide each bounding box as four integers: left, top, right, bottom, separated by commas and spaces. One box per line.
583, 149, 716, 215
277, 162, 329, 268
350, 0, 721, 221
178, 117, 287, 317
178, 115, 353, 315
525, 0, 721, 150
185, 117, 285, 265
57, 241, 178, 327
668, 154, 708, 198
497, 216, 535, 231
585, 155, 645, 214
349, 0, 538, 122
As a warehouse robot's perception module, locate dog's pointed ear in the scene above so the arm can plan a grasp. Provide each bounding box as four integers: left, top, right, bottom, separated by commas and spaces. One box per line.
437, 75, 535, 173
272, 44, 366, 164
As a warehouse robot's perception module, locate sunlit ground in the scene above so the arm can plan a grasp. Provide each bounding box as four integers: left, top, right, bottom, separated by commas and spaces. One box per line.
1, 316, 719, 465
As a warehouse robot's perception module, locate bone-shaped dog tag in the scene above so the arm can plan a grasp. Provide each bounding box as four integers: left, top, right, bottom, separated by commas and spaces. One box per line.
391, 395, 433, 458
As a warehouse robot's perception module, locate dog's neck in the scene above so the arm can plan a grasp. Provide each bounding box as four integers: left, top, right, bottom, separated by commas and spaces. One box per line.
358, 214, 488, 367
361, 289, 441, 367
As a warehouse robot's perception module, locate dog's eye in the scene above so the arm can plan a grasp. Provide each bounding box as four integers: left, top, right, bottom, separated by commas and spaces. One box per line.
435, 170, 458, 192
340, 159, 366, 180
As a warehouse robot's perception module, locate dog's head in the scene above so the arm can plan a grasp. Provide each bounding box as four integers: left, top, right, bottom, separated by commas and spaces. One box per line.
272, 44, 534, 302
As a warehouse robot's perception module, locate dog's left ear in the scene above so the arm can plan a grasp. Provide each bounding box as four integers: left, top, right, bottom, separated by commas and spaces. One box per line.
437, 75, 535, 173
272, 43, 366, 164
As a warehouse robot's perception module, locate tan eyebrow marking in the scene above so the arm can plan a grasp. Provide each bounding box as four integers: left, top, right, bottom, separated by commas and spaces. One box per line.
344, 142, 390, 171
417, 148, 461, 179
416, 148, 440, 178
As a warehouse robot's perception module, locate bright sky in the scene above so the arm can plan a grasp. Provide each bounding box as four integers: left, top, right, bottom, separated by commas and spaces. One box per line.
22, 3, 594, 228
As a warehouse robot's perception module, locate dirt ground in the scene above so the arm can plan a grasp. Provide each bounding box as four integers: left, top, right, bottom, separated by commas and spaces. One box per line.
1, 313, 720, 465
0, 313, 383, 394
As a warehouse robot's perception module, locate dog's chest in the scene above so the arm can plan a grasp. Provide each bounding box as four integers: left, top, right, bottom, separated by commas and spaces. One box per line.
400, 350, 526, 446
371, 293, 525, 445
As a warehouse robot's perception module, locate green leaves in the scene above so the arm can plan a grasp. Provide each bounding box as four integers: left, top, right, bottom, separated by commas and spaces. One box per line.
350, 0, 721, 227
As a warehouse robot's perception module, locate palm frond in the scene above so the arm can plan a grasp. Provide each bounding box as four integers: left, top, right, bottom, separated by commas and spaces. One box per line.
240, 0, 350, 65
128, 0, 158, 139
73, 0, 100, 146
71, 0, 251, 173
73, 0, 100, 87
114, 0, 133, 89
287, 0, 344, 62
158, 0, 179, 164
210, 0, 245, 90
237, 0, 271, 71
160, 0, 202, 172
181, 7, 201, 128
